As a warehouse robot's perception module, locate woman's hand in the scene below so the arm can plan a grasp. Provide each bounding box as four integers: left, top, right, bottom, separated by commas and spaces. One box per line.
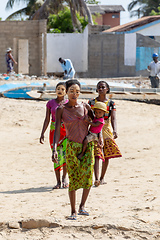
98, 137, 104, 149
113, 131, 118, 139
84, 115, 90, 123
52, 150, 58, 164
40, 134, 44, 144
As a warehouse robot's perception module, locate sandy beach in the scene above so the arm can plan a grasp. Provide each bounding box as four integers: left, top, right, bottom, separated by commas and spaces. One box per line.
0, 93, 160, 239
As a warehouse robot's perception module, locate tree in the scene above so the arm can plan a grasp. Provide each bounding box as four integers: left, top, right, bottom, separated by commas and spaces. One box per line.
31, 0, 93, 32
85, 0, 100, 3
128, 0, 160, 18
5, 0, 44, 20
5, 0, 96, 31
150, 5, 160, 15
48, 7, 88, 33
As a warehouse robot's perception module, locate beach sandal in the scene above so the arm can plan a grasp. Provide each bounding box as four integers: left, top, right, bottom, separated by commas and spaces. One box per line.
94, 180, 100, 187
100, 179, 107, 185
67, 213, 77, 220
78, 209, 89, 216
62, 182, 69, 188
52, 183, 61, 190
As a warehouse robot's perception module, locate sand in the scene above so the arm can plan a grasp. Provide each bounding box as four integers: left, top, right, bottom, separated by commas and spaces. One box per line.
0, 95, 160, 240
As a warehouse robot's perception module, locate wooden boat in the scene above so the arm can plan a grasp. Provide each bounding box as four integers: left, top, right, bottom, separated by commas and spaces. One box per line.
26, 87, 160, 102
1, 82, 160, 104
26, 89, 97, 100
0, 82, 50, 99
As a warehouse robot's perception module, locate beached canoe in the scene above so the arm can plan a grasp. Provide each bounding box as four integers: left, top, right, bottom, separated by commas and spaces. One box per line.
26, 89, 97, 100
0, 82, 50, 99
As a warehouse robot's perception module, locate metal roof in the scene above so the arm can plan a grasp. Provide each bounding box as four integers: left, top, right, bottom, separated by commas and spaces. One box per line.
103, 15, 160, 33
87, 5, 125, 14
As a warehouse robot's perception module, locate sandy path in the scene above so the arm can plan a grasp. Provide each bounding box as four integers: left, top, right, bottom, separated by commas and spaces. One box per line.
0, 97, 160, 239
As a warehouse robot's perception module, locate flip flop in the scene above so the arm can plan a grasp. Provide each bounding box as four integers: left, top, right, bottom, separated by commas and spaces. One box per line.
67, 214, 77, 220
62, 182, 69, 188
52, 183, 61, 190
94, 180, 100, 187
100, 180, 107, 185
78, 209, 89, 216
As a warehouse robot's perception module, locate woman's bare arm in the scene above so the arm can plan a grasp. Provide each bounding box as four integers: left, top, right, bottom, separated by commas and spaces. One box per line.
111, 110, 118, 139
85, 102, 94, 120
40, 107, 51, 144
52, 107, 63, 163
9, 53, 17, 64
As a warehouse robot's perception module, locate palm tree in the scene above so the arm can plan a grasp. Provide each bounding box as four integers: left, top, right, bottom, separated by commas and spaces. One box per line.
6, 0, 93, 31
31, 0, 93, 28
128, 0, 160, 18
6, 0, 44, 20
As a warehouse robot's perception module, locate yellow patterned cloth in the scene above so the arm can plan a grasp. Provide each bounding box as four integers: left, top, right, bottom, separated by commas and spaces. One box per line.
66, 139, 94, 192
103, 138, 122, 160
95, 118, 122, 160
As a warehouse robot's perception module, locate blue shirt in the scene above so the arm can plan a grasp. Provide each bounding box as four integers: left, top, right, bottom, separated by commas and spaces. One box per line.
61, 59, 75, 78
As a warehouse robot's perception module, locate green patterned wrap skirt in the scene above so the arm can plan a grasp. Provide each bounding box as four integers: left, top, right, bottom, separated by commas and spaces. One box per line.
66, 139, 94, 192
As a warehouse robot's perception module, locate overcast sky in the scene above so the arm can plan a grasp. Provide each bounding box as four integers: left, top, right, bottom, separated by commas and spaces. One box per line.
0, 0, 138, 25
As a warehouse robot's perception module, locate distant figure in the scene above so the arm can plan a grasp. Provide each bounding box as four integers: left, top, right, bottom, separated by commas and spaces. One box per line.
38, 83, 47, 93
5, 48, 17, 74
59, 57, 75, 79
147, 53, 160, 88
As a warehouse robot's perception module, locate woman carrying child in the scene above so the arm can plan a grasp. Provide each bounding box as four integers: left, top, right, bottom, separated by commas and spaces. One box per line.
52, 79, 95, 220
40, 82, 68, 189
88, 81, 122, 186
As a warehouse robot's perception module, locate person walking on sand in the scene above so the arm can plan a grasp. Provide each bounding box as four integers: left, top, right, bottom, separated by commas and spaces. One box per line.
147, 53, 160, 88
88, 81, 122, 186
5, 48, 17, 74
52, 79, 95, 220
77, 101, 106, 163
59, 57, 75, 79
40, 82, 68, 189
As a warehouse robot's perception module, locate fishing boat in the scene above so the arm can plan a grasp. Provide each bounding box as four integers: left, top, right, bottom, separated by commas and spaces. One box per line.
26, 88, 97, 100
26, 85, 160, 102
1, 81, 160, 104
0, 82, 50, 99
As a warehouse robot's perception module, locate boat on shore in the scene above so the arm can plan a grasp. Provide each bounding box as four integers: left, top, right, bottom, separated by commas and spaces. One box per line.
0, 82, 50, 99
0, 81, 160, 104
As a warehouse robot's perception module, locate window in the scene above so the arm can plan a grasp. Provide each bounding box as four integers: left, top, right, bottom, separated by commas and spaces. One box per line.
112, 14, 119, 18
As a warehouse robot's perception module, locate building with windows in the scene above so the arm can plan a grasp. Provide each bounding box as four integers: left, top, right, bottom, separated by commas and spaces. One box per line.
88, 5, 125, 28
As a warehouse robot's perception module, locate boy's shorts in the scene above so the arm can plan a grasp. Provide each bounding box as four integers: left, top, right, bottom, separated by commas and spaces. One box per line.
86, 131, 98, 142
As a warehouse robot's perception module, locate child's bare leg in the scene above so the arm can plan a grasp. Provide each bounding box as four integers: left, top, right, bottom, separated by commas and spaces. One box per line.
94, 156, 100, 180
100, 159, 109, 184
77, 138, 88, 160
94, 157, 100, 187
62, 164, 69, 188
52, 168, 61, 189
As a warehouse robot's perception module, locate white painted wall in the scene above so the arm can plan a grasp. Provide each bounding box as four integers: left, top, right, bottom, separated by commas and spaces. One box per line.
18, 39, 29, 74
124, 33, 136, 66
47, 26, 88, 73
136, 22, 160, 36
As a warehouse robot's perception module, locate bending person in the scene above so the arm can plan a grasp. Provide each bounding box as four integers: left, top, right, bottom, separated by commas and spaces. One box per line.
59, 57, 75, 79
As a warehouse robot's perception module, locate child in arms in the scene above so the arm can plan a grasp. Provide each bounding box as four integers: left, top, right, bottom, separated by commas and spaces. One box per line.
78, 101, 106, 160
